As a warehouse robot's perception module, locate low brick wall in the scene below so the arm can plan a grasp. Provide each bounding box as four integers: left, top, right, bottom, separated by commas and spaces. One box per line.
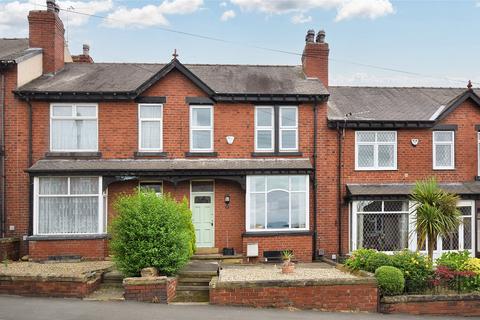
123, 276, 177, 303
380, 293, 480, 316
28, 238, 108, 261
0, 238, 20, 261
0, 274, 101, 298
242, 234, 313, 262
210, 277, 378, 312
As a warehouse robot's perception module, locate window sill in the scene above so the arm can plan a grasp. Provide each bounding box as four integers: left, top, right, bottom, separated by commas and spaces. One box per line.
45, 152, 102, 159
134, 151, 168, 158
354, 168, 398, 171
251, 152, 303, 157
433, 168, 456, 171
242, 230, 312, 237
185, 152, 218, 157
27, 234, 110, 241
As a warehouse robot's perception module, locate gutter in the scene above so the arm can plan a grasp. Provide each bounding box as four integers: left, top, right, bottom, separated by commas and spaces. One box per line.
312, 97, 318, 260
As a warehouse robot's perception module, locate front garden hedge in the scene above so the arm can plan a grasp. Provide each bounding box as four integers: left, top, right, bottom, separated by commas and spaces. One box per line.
110, 190, 195, 276
375, 266, 405, 296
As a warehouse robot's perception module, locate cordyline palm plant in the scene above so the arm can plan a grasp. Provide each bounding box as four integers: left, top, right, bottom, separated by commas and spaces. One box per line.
410, 178, 462, 261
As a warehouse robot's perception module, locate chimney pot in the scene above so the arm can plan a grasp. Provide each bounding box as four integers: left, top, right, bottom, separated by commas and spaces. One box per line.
46, 0, 56, 12
305, 29, 315, 43
83, 44, 90, 56
316, 30, 326, 43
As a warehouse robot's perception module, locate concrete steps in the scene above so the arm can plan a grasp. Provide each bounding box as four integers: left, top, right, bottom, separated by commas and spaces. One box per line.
191, 254, 243, 264
173, 260, 218, 303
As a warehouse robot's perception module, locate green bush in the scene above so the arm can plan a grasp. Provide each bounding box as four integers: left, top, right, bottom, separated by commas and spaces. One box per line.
391, 250, 433, 294
344, 248, 378, 271
436, 251, 471, 271
365, 252, 393, 273
375, 266, 405, 296
110, 190, 196, 276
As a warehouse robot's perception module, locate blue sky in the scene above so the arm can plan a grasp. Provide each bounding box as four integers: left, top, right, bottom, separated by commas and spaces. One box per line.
1, 0, 479, 87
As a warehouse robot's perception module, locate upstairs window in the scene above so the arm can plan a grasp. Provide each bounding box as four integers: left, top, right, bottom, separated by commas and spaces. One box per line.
190, 105, 213, 152
433, 131, 454, 169
50, 104, 98, 152
355, 131, 397, 170
139, 104, 163, 151
255, 106, 298, 153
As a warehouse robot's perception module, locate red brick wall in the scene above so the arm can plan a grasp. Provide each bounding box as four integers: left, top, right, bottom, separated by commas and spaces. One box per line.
0, 276, 101, 298
302, 41, 329, 87
0, 238, 20, 260
210, 282, 378, 312
29, 239, 108, 261
380, 296, 480, 316
28, 10, 64, 74
242, 234, 313, 262
123, 277, 177, 303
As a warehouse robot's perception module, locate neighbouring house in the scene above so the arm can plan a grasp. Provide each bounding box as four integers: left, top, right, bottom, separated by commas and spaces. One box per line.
0, 0, 478, 262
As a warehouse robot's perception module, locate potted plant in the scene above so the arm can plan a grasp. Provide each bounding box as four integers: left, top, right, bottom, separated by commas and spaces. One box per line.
281, 250, 295, 274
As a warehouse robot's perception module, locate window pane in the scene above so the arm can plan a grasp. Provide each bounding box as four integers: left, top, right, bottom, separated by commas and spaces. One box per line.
378, 144, 395, 167
357, 145, 374, 168
291, 192, 306, 229
140, 105, 162, 118
267, 190, 289, 229
70, 177, 98, 194
38, 197, 98, 234
290, 176, 306, 191
280, 107, 297, 127
357, 201, 382, 212
76, 106, 96, 117
191, 181, 214, 192
256, 108, 273, 126
464, 217, 472, 250
77, 120, 97, 150
256, 130, 273, 149
384, 201, 408, 212
39, 177, 68, 195
281, 130, 297, 149
250, 176, 265, 192
434, 131, 453, 142
435, 144, 452, 167
377, 132, 395, 142
194, 196, 211, 204
192, 108, 211, 126
192, 130, 211, 150
140, 182, 162, 194
458, 206, 472, 216
357, 212, 408, 251
442, 231, 459, 250
267, 176, 289, 191
250, 193, 265, 229
52, 119, 76, 150
141, 121, 161, 149
357, 132, 376, 142
52, 106, 72, 116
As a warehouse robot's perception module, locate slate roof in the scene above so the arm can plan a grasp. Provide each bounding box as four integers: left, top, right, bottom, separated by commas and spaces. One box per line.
347, 182, 480, 198
17, 62, 328, 96
0, 38, 41, 63
328, 87, 478, 122
28, 158, 313, 173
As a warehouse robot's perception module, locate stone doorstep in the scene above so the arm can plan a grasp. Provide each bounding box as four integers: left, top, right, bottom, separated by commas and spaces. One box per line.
382, 292, 480, 304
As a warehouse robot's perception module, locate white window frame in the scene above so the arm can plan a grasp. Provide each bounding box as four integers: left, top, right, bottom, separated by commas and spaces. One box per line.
355, 131, 397, 171
189, 105, 213, 152
254, 106, 275, 152
138, 104, 163, 152
245, 175, 309, 232
50, 103, 98, 152
33, 176, 104, 235
433, 130, 455, 170
279, 106, 299, 152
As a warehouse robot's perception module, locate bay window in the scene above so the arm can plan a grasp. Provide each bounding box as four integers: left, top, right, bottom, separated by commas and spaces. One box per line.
246, 175, 309, 231
34, 177, 104, 235
433, 131, 455, 169
50, 104, 98, 152
355, 131, 397, 170
190, 105, 213, 152
139, 104, 163, 151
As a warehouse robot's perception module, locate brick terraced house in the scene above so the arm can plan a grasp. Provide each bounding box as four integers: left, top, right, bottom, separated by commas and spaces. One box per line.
0, 0, 478, 262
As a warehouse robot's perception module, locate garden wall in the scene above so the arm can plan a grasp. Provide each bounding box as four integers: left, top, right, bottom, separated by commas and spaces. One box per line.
210, 277, 378, 312
0, 237, 20, 261
380, 293, 480, 316
123, 276, 177, 303
0, 274, 101, 298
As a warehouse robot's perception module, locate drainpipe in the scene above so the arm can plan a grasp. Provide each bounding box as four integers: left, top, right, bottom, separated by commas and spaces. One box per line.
337, 123, 344, 258
312, 97, 318, 260
26, 97, 33, 236
0, 69, 5, 238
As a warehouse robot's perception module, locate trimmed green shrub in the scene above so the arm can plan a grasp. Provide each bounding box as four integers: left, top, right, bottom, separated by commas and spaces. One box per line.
344, 248, 378, 271
375, 266, 405, 296
391, 250, 433, 294
436, 251, 471, 271
110, 190, 196, 276
364, 252, 393, 273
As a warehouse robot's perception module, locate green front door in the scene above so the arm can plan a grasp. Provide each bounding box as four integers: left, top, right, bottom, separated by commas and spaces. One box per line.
191, 192, 214, 248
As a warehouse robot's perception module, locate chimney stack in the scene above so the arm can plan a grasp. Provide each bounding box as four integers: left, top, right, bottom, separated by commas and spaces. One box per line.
28, 0, 65, 74
302, 29, 329, 87
72, 44, 94, 63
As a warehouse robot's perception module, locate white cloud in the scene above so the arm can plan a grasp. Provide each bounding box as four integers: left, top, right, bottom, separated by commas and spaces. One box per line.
0, 0, 113, 36
291, 13, 312, 24
220, 9, 235, 21
220, 1, 228, 7
230, 0, 394, 22
104, 0, 203, 28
